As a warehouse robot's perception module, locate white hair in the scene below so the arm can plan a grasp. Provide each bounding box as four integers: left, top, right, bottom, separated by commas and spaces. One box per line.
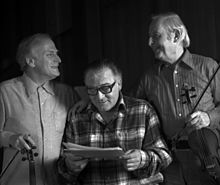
149, 12, 190, 48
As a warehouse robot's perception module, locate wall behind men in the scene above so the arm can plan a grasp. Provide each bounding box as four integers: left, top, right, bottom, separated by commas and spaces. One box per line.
95, 0, 220, 93
1, 0, 220, 92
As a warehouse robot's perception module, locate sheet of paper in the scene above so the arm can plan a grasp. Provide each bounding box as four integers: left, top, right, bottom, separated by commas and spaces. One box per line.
63, 142, 124, 159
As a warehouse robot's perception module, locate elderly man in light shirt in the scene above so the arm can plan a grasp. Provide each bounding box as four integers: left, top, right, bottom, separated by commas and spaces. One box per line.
0, 33, 78, 185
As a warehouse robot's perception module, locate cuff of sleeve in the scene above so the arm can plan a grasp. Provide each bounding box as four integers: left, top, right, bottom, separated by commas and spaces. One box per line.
57, 157, 78, 183
139, 150, 148, 169
206, 110, 218, 128
0, 131, 15, 147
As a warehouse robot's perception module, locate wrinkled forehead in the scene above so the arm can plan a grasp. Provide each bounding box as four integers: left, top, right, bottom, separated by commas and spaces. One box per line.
149, 19, 165, 35
85, 68, 115, 87
31, 39, 57, 54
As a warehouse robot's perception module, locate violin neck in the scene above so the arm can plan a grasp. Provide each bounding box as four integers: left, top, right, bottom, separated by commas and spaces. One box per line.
29, 162, 36, 185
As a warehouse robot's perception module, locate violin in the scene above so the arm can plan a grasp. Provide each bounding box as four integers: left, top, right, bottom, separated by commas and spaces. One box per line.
188, 127, 220, 183
181, 82, 220, 183
21, 142, 38, 185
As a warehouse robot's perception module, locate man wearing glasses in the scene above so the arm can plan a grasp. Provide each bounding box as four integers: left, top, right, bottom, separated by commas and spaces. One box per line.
57, 58, 172, 185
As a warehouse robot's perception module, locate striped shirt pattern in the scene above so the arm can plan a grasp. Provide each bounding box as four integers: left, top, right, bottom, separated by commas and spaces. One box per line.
135, 50, 220, 139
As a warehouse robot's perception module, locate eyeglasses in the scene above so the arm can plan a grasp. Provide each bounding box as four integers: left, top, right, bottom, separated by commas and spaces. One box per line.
87, 81, 116, 96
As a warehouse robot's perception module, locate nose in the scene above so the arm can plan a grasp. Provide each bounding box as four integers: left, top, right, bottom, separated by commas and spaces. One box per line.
54, 54, 61, 63
148, 37, 153, 47
57, 55, 61, 63
96, 90, 105, 100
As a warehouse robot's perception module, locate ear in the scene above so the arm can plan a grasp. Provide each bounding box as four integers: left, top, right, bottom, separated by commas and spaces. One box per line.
173, 29, 182, 43
117, 80, 122, 90
26, 57, 36, 68
115, 75, 123, 90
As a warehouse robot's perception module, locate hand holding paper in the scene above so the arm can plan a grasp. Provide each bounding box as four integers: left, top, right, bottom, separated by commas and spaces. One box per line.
64, 152, 88, 172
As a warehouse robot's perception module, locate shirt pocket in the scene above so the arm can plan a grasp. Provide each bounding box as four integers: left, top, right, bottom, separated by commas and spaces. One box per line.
53, 109, 67, 133
116, 129, 142, 150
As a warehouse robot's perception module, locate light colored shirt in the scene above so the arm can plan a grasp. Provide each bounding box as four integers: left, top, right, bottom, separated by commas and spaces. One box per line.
135, 49, 220, 139
58, 94, 172, 185
0, 73, 77, 185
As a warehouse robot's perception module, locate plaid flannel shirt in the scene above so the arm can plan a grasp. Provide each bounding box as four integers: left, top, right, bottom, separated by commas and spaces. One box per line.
58, 94, 172, 185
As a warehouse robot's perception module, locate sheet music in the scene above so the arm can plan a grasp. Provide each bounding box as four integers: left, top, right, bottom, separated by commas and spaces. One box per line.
63, 142, 124, 159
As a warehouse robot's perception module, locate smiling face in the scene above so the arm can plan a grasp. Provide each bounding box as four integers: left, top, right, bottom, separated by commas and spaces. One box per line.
85, 67, 122, 113
31, 39, 61, 81
148, 24, 177, 63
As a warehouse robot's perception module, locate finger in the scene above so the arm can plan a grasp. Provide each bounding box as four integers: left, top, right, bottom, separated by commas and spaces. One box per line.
122, 149, 135, 159
126, 162, 139, 171
187, 111, 200, 124
16, 138, 30, 150
19, 136, 32, 150
24, 134, 36, 148
127, 159, 140, 168
190, 117, 198, 125
190, 111, 201, 118
187, 115, 199, 127
80, 161, 87, 169
74, 161, 88, 172
13, 138, 22, 151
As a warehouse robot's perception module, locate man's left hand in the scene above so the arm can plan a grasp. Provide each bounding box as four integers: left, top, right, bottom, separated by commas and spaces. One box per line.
120, 149, 142, 171
186, 111, 210, 134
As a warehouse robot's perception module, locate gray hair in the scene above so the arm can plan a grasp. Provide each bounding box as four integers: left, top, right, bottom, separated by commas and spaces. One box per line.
149, 12, 190, 48
16, 33, 52, 71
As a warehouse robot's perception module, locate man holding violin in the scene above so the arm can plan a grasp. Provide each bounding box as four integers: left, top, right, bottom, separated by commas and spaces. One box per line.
0, 33, 78, 185
135, 12, 220, 185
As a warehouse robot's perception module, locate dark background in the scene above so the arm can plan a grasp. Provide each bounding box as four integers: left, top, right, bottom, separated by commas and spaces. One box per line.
1, 0, 220, 173
1, 0, 220, 92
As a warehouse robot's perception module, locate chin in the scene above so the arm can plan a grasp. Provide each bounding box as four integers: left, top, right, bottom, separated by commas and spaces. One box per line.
98, 106, 111, 112
53, 72, 60, 77
49, 74, 60, 80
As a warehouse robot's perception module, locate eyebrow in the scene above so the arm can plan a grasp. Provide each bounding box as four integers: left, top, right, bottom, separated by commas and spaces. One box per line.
87, 82, 114, 89
45, 49, 59, 54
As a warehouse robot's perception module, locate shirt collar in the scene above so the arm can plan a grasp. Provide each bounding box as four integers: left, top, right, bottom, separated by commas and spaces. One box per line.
157, 49, 193, 73
180, 49, 194, 69
21, 73, 55, 97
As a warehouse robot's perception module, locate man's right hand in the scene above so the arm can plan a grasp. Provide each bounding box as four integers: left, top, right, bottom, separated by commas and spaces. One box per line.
9, 133, 36, 151
64, 152, 88, 173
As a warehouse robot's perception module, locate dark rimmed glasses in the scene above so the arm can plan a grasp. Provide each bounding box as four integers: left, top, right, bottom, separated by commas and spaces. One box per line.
87, 81, 116, 96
